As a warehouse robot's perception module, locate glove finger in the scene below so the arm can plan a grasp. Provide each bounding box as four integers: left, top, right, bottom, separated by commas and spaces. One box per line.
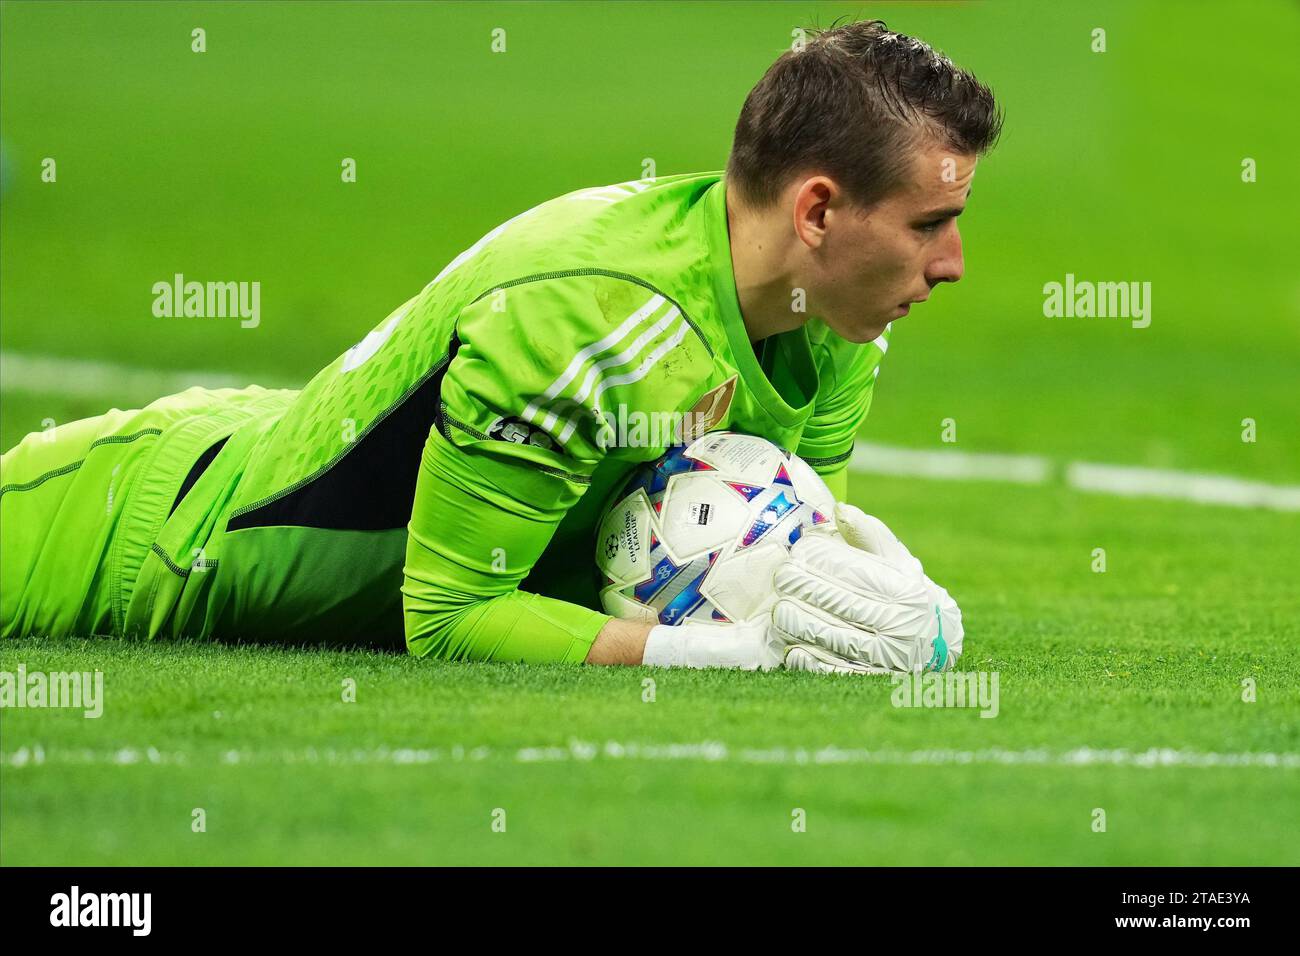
788, 533, 924, 604
774, 562, 931, 635
784, 645, 894, 675
771, 598, 917, 672
832, 503, 924, 578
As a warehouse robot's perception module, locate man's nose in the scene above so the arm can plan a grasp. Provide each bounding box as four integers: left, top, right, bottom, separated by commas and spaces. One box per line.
927, 223, 965, 285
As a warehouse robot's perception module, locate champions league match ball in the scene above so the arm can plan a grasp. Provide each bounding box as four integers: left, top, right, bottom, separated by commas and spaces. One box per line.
595, 431, 837, 627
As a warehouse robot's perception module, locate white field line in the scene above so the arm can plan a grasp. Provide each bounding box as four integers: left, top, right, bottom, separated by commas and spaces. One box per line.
0, 351, 297, 402
1066, 461, 1300, 512
851, 442, 1300, 512
3, 742, 1298, 770
4, 351, 1298, 512
850, 441, 1050, 484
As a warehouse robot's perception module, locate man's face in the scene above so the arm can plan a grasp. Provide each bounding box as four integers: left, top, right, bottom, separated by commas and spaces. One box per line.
798, 143, 976, 343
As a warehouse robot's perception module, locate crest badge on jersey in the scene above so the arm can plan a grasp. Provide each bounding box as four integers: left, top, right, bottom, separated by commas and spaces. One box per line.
680, 376, 737, 442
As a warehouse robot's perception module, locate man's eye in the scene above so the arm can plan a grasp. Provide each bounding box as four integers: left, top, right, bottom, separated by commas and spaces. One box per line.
917, 220, 944, 234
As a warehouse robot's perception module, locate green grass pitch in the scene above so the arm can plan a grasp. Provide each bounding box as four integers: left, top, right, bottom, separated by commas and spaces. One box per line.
4, 475, 1297, 865
2, 1, 1298, 865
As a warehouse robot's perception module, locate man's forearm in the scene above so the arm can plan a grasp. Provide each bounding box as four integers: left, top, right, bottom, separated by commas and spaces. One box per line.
585, 617, 653, 665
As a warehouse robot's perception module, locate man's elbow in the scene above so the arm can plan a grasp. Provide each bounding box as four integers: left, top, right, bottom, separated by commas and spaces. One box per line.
402, 585, 490, 659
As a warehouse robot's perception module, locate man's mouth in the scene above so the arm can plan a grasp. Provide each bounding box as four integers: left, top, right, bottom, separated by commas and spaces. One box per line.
896, 293, 931, 317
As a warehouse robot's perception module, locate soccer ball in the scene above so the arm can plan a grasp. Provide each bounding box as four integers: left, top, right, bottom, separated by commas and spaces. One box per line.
595, 431, 837, 627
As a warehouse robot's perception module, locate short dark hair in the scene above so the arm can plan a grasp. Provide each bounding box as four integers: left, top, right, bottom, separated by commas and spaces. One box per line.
726, 19, 1003, 210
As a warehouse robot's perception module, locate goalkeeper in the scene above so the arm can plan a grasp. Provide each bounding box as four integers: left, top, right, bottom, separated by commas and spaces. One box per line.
1, 20, 999, 672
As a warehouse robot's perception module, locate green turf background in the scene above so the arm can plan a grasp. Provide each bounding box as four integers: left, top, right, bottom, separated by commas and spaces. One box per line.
2, 0, 1298, 865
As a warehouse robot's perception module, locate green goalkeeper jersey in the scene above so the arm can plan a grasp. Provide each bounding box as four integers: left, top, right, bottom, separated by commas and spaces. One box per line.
98, 172, 888, 660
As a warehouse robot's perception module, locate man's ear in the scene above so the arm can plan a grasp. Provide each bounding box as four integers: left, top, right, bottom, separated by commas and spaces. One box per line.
791, 177, 835, 248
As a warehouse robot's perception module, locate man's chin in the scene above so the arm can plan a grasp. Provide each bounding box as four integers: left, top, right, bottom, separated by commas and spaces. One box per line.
843, 321, 889, 344
816, 315, 890, 344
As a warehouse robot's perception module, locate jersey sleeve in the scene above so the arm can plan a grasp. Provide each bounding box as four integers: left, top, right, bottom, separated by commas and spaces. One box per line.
402, 275, 708, 662
795, 326, 890, 498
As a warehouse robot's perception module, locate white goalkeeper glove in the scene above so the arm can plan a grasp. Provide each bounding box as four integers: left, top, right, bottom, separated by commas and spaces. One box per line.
642, 503, 961, 673
641, 621, 901, 672
805, 502, 964, 671
641, 616, 789, 670
768, 529, 941, 673
783, 643, 899, 674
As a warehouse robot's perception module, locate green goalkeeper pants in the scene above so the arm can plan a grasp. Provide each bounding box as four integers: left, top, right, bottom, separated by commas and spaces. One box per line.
0, 386, 296, 639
